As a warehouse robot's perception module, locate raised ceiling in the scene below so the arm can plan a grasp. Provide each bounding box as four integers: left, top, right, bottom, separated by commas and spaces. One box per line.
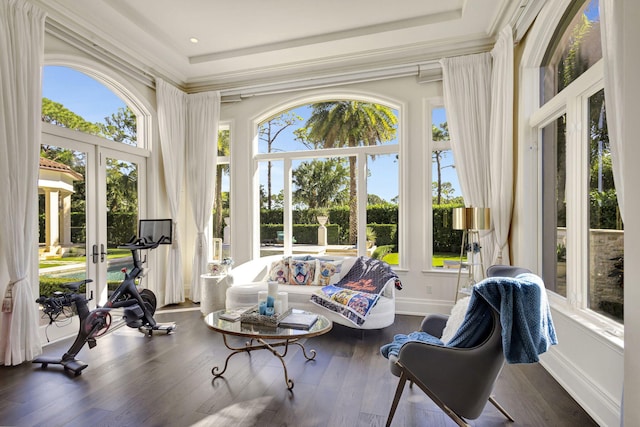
33, 0, 542, 92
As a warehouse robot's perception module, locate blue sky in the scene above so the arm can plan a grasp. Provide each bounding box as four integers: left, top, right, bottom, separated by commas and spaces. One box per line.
43, 66, 126, 123
43, 66, 460, 203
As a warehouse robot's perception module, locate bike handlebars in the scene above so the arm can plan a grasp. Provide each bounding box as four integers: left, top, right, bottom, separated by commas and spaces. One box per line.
117, 235, 170, 251
36, 280, 92, 312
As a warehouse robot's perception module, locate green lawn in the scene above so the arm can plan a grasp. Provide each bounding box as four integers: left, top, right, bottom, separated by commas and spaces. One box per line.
39, 248, 131, 269
382, 252, 463, 267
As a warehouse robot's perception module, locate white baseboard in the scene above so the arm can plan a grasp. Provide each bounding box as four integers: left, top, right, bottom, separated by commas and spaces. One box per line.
541, 347, 621, 427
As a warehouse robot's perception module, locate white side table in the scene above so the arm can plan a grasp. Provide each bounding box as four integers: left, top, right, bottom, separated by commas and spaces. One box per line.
200, 274, 227, 315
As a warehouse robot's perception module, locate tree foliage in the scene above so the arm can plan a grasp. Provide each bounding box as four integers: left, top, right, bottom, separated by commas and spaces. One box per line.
42, 97, 101, 135
292, 158, 349, 209
40, 98, 140, 243
302, 101, 397, 243
213, 129, 230, 237
98, 107, 137, 146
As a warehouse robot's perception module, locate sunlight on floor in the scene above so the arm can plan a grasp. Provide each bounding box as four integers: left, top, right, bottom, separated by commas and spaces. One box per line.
191, 396, 274, 427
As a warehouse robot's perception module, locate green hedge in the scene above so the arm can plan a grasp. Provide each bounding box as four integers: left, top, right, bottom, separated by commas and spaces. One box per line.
38, 277, 122, 297
261, 224, 341, 244
261, 204, 466, 251
368, 224, 396, 246
433, 204, 464, 252
366, 204, 398, 224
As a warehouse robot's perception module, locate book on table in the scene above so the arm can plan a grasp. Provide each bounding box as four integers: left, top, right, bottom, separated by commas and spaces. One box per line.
279, 311, 318, 329
219, 306, 254, 321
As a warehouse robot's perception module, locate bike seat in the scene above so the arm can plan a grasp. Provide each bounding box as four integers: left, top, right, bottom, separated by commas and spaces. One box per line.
63, 279, 93, 292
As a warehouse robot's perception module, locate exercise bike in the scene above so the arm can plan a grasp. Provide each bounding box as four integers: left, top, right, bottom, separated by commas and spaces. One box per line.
33, 233, 176, 375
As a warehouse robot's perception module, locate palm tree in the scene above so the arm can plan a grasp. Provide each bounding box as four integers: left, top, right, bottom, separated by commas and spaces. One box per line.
432, 122, 452, 205
304, 101, 397, 244
292, 158, 349, 209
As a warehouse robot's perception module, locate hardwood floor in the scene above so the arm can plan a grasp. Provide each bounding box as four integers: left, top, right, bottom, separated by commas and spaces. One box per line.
0, 307, 597, 427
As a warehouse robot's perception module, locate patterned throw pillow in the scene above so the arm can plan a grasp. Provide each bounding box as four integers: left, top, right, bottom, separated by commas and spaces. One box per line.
268, 258, 289, 284
314, 260, 343, 286
288, 259, 316, 285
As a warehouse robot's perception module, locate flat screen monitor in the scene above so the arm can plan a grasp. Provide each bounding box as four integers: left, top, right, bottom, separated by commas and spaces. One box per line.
138, 219, 173, 244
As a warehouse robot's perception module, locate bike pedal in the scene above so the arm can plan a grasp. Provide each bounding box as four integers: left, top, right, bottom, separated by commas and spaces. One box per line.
87, 338, 97, 349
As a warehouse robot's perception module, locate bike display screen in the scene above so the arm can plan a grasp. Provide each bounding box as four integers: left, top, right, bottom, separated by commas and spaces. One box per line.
139, 219, 173, 244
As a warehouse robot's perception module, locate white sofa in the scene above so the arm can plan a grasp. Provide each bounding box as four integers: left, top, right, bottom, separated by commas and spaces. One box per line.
222, 254, 397, 329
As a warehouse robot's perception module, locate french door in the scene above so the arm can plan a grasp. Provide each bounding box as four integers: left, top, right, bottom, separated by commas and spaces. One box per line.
38, 124, 146, 341
96, 147, 147, 304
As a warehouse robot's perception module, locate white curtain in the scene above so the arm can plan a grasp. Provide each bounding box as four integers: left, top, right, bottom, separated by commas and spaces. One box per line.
600, 0, 624, 222
0, 0, 46, 365
157, 79, 187, 304
186, 91, 220, 302
488, 27, 515, 265
441, 52, 493, 275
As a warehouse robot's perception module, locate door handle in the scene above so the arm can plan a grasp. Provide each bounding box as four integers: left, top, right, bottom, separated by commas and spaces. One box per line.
92, 244, 99, 264
100, 244, 106, 263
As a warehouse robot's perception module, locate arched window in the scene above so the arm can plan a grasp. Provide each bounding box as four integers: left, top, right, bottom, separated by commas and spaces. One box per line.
256, 100, 400, 264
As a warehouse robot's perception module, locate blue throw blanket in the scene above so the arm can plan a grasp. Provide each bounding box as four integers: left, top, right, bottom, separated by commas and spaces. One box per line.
380, 273, 558, 364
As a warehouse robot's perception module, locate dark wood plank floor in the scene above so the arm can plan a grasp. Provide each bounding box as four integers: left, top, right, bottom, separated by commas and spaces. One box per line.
0, 306, 596, 427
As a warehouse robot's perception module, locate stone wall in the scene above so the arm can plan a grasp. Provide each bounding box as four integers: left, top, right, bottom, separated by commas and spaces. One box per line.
589, 229, 624, 320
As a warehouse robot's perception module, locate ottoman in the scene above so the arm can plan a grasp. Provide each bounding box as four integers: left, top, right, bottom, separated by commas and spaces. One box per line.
225, 282, 267, 309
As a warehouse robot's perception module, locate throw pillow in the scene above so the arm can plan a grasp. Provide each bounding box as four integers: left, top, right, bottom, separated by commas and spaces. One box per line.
268, 258, 289, 284
288, 259, 316, 285
314, 260, 343, 286
440, 296, 471, 345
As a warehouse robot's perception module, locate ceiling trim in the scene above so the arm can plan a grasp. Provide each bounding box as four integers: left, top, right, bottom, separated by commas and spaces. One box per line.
45, 19, 160, 90
187, 35, 495, 94
190, 9, 463, 64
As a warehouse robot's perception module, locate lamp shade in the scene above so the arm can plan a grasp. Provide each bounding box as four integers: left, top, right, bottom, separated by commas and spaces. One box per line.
469, 207, 490, 230
452, 207, 468, 230
451, 207, 490, 230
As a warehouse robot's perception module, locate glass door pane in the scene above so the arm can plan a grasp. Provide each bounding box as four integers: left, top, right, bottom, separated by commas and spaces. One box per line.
100, 151, 142, 303
367, 153, 398, 264
38, 143, 91, 337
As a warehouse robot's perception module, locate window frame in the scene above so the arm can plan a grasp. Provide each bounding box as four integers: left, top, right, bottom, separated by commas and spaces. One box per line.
532, 56, 624, 336
255, 144, 399, 256
252, 98, 403, 264
425, 98, 464, 272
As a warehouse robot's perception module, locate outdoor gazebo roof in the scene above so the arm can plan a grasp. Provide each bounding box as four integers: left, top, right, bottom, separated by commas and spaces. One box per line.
39, 157, 83, 181
38, 157, 83, 195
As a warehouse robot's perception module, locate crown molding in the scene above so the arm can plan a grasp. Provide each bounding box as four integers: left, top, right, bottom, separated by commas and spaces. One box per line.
189, 9, 462, 65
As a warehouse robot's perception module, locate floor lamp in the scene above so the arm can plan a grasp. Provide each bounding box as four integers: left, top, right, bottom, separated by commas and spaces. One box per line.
453, 207, 490, 302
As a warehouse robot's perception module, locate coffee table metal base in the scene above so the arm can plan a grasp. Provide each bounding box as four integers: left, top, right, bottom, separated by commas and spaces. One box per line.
212, 333, 317, 390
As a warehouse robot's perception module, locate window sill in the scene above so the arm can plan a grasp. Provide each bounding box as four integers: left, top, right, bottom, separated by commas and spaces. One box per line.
547, 292, 624, 350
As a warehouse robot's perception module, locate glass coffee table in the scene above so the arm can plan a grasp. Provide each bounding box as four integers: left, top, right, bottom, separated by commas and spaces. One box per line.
204, 309, 332, 390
